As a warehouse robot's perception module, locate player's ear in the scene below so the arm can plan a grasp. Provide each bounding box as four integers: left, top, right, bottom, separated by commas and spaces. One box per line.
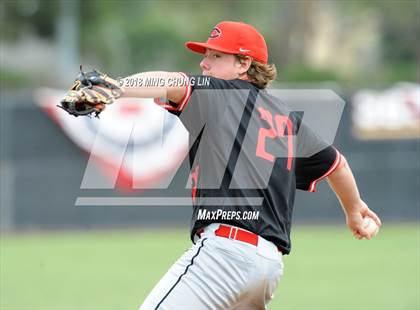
236, 55, 252, 75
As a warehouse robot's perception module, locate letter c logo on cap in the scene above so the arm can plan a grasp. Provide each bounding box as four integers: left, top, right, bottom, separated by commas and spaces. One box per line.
209, 27, 221, 39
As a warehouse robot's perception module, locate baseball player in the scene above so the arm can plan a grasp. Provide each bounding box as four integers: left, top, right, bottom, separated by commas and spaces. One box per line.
60, 21, 382, 310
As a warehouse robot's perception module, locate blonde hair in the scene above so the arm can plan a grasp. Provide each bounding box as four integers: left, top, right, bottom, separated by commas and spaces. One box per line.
236, 55, 277, 89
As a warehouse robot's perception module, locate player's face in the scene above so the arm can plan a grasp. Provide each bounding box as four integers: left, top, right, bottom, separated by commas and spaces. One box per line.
200, 49, 246, 80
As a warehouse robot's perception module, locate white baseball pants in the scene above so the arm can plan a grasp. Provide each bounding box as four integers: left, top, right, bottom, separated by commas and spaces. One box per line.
139, 223, 284, 310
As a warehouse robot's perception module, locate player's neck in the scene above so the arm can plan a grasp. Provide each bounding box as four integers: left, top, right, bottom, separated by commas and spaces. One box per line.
238, 73, 250, 82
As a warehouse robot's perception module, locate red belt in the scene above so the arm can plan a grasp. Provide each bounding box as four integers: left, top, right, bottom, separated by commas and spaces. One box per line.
196, 224, 282, 252
201, 224, 259, 246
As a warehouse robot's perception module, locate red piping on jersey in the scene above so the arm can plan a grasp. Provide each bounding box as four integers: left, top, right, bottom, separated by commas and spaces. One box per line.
177, 72, 193, 111
308, 148, 341, 193
153, 98, 178, 111
191, 165, 200, 203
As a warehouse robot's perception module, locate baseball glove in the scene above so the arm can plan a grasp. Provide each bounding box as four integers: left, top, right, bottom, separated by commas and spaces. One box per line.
58, 65, 123, 118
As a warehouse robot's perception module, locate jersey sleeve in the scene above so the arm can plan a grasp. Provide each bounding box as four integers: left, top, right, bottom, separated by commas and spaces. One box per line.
295, 121, 341, 192
153, 72, 193, 115
178, 73, 235, 108
153, 73, 232, 114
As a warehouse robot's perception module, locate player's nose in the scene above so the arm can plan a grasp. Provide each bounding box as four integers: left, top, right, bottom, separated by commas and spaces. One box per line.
200, 58, 210, 72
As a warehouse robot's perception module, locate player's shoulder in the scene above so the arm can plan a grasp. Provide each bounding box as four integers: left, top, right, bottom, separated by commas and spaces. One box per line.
187, 74, 258, 90
227, 78, 258, 90
257, 88, 292, 114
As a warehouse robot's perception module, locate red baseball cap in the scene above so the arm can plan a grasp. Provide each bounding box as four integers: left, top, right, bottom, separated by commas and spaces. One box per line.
185, 21, 268, 64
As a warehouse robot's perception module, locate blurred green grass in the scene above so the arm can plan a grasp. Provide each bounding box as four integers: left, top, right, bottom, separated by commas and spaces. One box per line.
1, 224, 419, 310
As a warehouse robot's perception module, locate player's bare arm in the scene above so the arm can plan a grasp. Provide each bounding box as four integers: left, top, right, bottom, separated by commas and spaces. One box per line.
327, 155, 382, 240
120, 71, 188, 104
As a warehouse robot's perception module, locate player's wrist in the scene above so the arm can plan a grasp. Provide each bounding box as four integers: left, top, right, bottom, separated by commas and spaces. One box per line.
344, 199, 367, 217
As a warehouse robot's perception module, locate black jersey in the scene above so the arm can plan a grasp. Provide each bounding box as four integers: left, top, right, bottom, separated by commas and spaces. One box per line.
159, 75, 341, 254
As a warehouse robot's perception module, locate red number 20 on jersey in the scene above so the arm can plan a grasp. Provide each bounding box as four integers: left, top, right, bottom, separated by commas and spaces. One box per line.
256, 107, 294, 171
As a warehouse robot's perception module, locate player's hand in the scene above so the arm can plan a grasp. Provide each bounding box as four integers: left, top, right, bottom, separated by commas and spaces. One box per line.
346, 200, 382, 240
